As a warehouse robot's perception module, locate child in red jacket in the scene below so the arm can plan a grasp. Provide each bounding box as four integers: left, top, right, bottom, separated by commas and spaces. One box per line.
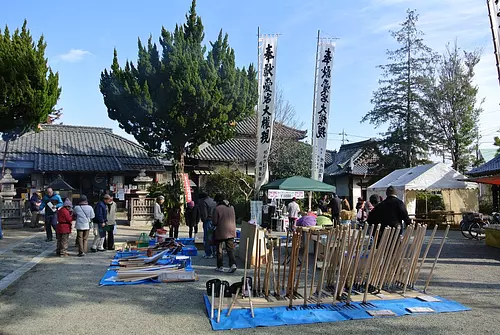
56, 199, 73, 256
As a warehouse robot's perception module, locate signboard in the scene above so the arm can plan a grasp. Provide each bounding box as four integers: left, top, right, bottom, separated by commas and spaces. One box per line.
182, 173, 192, 203
311, 40, 336, 181
267, 189, 305, 200
250, 201, 263, 226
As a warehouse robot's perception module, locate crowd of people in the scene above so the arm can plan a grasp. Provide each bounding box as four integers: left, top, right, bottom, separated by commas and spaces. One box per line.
283, 186, 411, 236
29, 188, 117, 257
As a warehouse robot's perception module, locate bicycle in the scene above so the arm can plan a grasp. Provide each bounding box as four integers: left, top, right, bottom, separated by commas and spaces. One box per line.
460, 212, 486, 240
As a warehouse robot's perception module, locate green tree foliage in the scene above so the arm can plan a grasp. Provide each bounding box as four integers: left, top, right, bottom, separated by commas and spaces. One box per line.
99, 0, 258, 179
422, 43, 482, 173
147, 181, 183, 210
0, 20, 61, 174
362, 9, 436, 169
269, 141, 312, 179
204, 167, 254, 204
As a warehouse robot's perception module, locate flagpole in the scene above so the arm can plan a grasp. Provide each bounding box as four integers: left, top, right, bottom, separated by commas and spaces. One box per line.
309, 30, 320, 211
487, 0, 500, 88
255, 26, 260, 200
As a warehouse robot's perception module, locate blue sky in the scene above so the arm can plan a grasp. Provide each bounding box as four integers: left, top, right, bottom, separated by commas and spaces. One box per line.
2, 0, 499, 151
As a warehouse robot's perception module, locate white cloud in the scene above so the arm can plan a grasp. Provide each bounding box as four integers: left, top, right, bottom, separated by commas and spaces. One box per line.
58, 49, 92, 63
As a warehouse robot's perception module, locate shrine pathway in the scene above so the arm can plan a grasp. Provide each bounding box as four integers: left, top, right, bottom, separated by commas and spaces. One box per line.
0, 227, 499, 335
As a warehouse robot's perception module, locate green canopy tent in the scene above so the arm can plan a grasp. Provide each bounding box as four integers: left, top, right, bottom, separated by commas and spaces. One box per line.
262, 176, 335, 192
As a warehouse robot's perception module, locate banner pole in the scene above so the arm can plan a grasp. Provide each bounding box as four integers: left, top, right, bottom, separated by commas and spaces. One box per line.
310, 30, 320, 180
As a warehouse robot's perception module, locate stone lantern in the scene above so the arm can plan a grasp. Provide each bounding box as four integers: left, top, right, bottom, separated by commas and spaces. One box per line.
133, 169, 153, 199
0, 169, 18, 202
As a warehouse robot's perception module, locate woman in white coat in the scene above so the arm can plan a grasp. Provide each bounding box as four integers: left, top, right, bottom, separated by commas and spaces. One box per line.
73, 195, 95, 257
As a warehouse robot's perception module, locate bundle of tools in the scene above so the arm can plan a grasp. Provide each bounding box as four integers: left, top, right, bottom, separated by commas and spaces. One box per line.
217, 223, 449, 312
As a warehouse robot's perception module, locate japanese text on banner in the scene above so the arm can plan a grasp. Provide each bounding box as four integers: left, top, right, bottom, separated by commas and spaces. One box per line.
255, 36, 278, 190
311, 41, 335, 182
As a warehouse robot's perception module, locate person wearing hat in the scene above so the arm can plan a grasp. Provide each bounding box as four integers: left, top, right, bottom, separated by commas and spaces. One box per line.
212, 194, 237, 272
73, 195, 95, 256
149, 195, 165, 238
91, 194, 109, 252
367, 186, 411, 237
185, 201, 200, 239
287, 197, 300, 230
56, 199, 73, 256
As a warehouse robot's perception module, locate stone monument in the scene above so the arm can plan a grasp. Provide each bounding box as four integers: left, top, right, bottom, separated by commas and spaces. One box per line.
0, 169, 18, 202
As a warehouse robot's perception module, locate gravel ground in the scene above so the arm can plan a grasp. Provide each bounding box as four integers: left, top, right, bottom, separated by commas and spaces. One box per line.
0, 228, 499, 335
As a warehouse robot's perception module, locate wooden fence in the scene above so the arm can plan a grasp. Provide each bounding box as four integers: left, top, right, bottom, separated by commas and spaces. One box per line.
128, 198, 155, 226
1, 199, 25, 228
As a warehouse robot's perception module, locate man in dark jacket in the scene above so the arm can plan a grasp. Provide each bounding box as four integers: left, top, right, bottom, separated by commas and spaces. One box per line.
29, 192, 42, 228
39, 188, 63, 241
197, 192, 217, 259
212, 194, 237, 272
91, 194, 109, 252
328, 193, 342, 226
367, 186, 411, 234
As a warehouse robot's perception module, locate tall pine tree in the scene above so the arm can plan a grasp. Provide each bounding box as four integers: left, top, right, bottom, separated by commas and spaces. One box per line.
422, 43, 482, 173
0, 20, 61, 174
100, 0, 258, 178
362, 9, 436, 168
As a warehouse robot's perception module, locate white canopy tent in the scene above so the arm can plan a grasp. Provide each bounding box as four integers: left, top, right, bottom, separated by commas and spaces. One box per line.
367, 163, 479, 220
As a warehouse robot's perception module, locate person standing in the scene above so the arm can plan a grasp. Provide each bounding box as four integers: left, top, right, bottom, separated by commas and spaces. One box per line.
29, 191, 42, 228
287, 197, 300, 229
197, 192, 217, 259
91, 194, 109, 252
56, 199, 73, 257
167, 204, 181, 238
367, 186, 411, 235
328, 193, 342, 226
73, 195, 95, 257
213, 194, 237, 272
103, 196, 117, 250
319, 194, 329, 214
356, 198, 368, 227
185, 201, 200, 239
150, 196, 165, 238
39, 188, 63, 242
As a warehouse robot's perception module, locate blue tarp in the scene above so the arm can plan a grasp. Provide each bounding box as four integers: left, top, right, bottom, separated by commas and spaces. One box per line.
99, 251, 193, 286
203, 295, 470, 331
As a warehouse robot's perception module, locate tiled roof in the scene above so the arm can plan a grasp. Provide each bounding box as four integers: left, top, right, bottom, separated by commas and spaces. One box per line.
235, 116, 307, 140
324, 139, 379, 176
194, 138, 257, 163
0, 125, 165, 172
324, 150, 336, 167
467, 154, 500, 177
194, 138, 312, 163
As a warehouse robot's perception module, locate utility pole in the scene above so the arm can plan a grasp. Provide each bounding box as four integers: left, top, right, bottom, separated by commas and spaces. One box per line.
339, 129, 347, 146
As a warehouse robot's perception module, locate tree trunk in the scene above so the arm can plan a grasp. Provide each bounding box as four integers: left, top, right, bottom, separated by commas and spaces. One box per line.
2, 139, 10, 176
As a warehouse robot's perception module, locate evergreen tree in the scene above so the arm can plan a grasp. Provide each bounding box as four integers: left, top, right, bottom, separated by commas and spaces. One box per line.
100, 0, 258, 179
494, 136, 500, 156
422, 43, 482, 173
362, 9, 436, 168
0, 20, 61, 174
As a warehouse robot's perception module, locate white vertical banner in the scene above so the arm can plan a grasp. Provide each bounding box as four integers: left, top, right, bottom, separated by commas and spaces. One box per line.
487, 0, 500, 86
255, 35, 278, 191
311, 41, 335, 181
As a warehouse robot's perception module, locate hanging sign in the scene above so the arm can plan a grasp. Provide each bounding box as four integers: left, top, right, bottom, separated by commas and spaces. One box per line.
267, 189, 305, 200
255, 35, 278, 191
311, 40, 336, 181
182, 173, 192, 203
